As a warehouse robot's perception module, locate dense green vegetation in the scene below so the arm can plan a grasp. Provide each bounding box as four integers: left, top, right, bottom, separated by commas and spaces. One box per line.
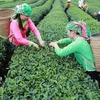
72, 0, 100, 16
0, 0, 38, 8
31, 0, 54, 25
0, 0, 100, 100
62, 0, 100, 33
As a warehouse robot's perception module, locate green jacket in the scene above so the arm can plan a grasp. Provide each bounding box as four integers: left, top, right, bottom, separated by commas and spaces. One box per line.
55, 36, 96, 72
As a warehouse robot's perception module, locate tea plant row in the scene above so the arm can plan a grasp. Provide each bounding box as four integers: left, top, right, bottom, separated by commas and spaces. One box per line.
2, 0, 100, 100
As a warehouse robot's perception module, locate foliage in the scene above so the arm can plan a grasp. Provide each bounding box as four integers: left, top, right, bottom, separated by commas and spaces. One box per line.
0, 0, 38, 8
0, 87, 3, 100
31, 0, 54, 25
71, 0, 100, 20
30, 0, 47, 8
65, 4, 100, 33
0, 38, 7, 68
2, 0, 100, 100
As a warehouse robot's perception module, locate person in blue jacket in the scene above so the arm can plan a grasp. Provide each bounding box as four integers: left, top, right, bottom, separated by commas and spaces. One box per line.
94, 11, 100, 22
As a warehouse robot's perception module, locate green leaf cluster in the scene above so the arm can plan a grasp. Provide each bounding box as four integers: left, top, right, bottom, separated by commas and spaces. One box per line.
2, 0, 100, 100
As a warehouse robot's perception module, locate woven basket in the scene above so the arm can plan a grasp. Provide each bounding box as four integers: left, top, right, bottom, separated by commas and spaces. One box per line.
90, 33, 100, 71
0, 8, 14, 39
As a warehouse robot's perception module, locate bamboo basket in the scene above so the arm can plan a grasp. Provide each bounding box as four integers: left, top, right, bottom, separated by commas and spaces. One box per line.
0, 8, 14, 39
90, 33, 100, 71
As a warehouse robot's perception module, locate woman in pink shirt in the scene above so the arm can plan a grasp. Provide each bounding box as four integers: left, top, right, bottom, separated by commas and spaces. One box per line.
9, 3, 45, 50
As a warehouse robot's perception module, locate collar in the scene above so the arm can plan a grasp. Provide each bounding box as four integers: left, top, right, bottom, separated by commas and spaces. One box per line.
73, 35, 80, 41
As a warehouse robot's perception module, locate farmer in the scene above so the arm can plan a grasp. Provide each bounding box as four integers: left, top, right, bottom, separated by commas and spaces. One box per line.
81, 1, 88, 12
94, 11, 100, 22
64, 0, 71, 13
8, 3, 45, 50
49, 21, 100, 88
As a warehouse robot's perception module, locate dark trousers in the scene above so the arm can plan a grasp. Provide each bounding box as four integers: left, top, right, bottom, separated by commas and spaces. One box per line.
86, 71, 100, 88
64, 7, 69, 13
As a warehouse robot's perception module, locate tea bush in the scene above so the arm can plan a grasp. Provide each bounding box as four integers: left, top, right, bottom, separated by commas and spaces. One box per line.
71, 0, 100, 19
0, 38, 7, 68
31, 0, 54, 24
62, 0, 100, 33
2, 0, 100, 100
0, 0, 38, 8
0, 0, 53, 89
30, 0, 47, 8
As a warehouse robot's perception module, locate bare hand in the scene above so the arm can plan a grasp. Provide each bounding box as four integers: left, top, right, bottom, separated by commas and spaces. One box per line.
39, 40, 45, 47
33, 43, 39, 50
49, 42, 58, 48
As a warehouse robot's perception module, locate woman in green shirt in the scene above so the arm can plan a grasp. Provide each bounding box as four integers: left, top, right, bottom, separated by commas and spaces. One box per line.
49, 21, 100, 88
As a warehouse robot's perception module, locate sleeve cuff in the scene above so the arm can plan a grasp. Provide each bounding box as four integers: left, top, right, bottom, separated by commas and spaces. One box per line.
37, 35, 41, 38
29, 41, 33, 47
55, 45, 59, 51
58, 40, 62, 44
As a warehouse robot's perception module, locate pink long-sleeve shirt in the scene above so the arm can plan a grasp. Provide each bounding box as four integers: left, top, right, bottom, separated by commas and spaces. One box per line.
9, 18, 40, 46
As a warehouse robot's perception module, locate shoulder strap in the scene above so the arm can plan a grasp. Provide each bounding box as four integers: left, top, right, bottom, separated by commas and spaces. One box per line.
7, 34, 14, 43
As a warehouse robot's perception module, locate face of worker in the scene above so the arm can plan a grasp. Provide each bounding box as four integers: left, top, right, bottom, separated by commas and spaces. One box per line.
94, 12, 98, 17
67, 30, 76, 39
20, 14, 29, 22
83, 1, 86, 4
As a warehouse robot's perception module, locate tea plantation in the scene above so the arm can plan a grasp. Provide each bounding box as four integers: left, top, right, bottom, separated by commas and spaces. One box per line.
0, 0, 100, 100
